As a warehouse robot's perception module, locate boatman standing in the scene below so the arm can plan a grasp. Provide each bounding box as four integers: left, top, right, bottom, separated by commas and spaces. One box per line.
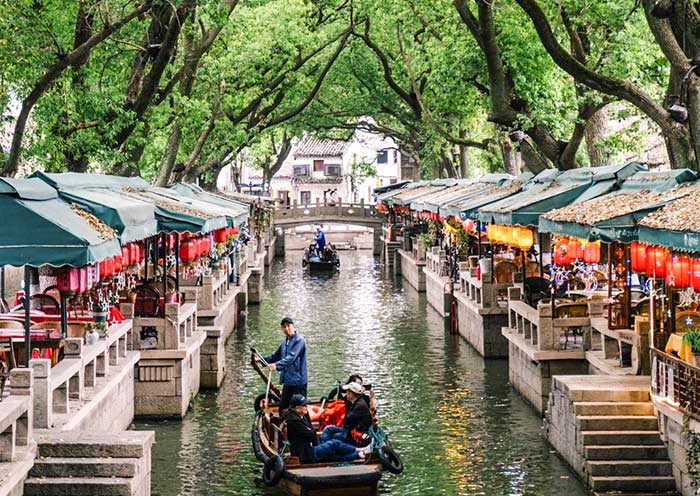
315, 226, 326, 255
262, 317, 308, 412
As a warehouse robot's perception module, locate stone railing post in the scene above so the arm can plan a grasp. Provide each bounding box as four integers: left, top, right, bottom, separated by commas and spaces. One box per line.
200, 275, 214, 310
164, 303, 181, 349
537, 302, 555, 350
9, 368, 32, 450
30, 359, 51, 429
63, 338, 84, 400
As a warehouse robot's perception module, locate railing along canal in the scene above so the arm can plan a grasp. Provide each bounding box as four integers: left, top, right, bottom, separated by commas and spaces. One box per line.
651, 347, 700, 421
275, 199, 379, 222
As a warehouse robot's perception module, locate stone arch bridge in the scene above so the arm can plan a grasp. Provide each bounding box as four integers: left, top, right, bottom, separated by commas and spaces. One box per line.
273, 200, 383, 255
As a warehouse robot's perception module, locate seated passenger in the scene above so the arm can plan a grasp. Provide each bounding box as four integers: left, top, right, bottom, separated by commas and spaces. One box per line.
286, 395, 369, 464
320, 382, 372, 445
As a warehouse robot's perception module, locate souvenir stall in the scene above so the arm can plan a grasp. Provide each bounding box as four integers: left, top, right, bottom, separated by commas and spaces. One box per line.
0, 178, 121, 371
539, 169, 699, 374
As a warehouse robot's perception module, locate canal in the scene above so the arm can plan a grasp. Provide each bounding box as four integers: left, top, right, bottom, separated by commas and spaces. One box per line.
136, 250, 588, 496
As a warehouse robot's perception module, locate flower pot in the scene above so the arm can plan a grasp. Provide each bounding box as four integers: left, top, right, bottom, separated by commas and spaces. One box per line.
91, 309, 108, 323
85, 330, 100, 346
166, 293, 178, 304
126, 292, 137, 304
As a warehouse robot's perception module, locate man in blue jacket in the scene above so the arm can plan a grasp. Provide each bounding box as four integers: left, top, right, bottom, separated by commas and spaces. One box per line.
315, 226, 326, 256
262, 317, 308, 412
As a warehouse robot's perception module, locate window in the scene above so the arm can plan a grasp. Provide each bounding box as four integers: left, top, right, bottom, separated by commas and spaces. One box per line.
377, 150, 388, 164
313, 159, 325, 172
325, 164, 341, 177
300, 191, 311, 204
293, 165, 309, 176
390, 178, 398, 185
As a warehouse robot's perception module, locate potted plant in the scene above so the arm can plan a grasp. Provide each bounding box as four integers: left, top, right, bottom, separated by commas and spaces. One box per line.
93, 321, 109, 338
125, 287, 137, 304
91, 302, 109, 323
683, 330, 700, 367
166, 288, 178, 304
84, 323, 100, 346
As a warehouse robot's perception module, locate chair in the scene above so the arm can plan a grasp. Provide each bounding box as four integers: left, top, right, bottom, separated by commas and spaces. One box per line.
555, 302, 589, 349
494, 260, 518, 284
0, 339, 16, 400
524, 277, 551, 307
592, 270, 608, 285
0, 321, 24, 330
134, 283, 161, 317
525, 261, 540, 278
29, 294, 60, 315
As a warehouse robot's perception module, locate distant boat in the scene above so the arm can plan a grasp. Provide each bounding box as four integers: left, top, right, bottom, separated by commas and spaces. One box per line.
302, 245, 340, 272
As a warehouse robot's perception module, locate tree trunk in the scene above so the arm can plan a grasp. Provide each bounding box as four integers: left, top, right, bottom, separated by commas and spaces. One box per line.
154, 120, 181, 186
500, 139, 520, 175
519, 139, 549, 174
585, 106, 608, 166
458, 130, 470, 178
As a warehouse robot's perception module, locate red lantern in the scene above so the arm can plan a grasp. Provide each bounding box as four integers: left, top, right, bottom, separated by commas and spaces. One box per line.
214, 229, 227, 243
167, 233, 177, 250
646, 246, 667, 277
554, 241, 571, 266
630, 242, 647, 273
583, 242, 601, 264
129, 243, 138, 264
113, 255, 122, 274
57, 268, 80, 293
691, 259, 700, 292
568, 239, 583, 260
231, 226, 239, 235
122, 246, 130, 266
79, 267, 89, 293
180, 241, 196, 262
666, 255, 691, 288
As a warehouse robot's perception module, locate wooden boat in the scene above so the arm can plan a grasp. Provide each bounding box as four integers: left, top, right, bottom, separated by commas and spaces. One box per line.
302, 245, 340, 272
249, 350, 402, 496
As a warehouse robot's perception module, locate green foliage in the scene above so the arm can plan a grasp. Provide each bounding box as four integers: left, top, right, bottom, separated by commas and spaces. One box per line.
683, 330, 700, 354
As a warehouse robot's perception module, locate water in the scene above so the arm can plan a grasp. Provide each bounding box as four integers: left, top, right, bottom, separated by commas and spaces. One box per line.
135, 251, 588, 496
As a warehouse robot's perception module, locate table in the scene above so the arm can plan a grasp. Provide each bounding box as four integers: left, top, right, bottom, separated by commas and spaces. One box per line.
665, 333, 694, 363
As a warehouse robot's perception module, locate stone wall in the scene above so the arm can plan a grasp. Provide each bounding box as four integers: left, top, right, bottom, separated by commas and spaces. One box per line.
135, 331, 205, 418
424, 268, 451, 318
544, 376, 586, 477
397, 249, 425, 292
655, 397, 698, 495
61, 353, 139, 432
508, 342, 589, 413
199, 327, 226, 389
454, 293, 509, 358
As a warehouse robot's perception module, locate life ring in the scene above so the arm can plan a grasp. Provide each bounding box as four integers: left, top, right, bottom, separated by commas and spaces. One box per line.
262, 454, 284, 486
301, 258, 308, 268
377, 447, 403, 475
251, 421, 266, 462
254, 392, 280, 412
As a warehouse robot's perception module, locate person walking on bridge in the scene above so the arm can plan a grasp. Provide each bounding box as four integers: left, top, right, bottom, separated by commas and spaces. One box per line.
262, 317, 308, 412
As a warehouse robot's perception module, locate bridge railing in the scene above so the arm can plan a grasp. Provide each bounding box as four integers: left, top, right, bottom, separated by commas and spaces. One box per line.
275, 199, 379, 222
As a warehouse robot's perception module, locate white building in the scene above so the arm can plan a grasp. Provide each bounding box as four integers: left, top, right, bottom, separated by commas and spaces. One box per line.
232, 130, 402, 205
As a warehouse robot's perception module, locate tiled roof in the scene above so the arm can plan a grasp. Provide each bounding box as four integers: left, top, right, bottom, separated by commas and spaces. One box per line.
292, 176, 343, 185
543, 182, 700, 225
639, 190, 700, 232
294, 138, 349, 157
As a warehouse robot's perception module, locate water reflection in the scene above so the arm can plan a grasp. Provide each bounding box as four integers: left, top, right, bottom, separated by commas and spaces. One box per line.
136, 251, 587, 496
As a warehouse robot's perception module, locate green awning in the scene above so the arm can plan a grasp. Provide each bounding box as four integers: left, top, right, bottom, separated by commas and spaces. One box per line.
638, 227, 700, 252
478, 163, 645, 227
439, 174, 523, 218
169, 183, 250, 226
411, 179, 476, 213
538, 169, 698, 242
122, 188, 228, 234
0, 178, 120, 267
32, 171, 159, 243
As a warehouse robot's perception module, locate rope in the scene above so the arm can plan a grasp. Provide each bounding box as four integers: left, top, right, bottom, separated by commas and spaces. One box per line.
368, 425, 387, 451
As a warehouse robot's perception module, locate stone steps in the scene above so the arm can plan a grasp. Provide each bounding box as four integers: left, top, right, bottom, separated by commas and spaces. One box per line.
25, 430, 153, 496
585, 444, 671, 461
590, 475, 677, 493
36, 431, 150, 459
581, 430, 666, 446
587, 460, 673, 477
24, 477, 133, 496
574, 401, 655, 416
30, 457, 139, 478
577, 415, 659, 431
